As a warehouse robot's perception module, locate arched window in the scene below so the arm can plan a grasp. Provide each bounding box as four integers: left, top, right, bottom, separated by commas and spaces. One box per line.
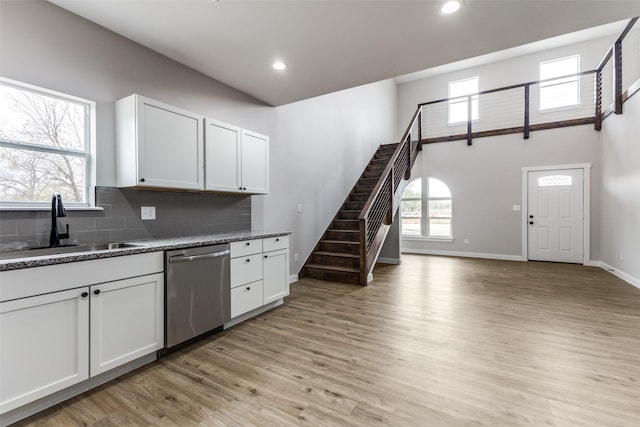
401, 177, 453, 238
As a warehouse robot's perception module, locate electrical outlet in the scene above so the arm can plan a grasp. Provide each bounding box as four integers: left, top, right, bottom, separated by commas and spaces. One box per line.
620, 251, 624, 260
513, 204, 521, 211
297, 203, 303, 213
294, 253, 299, 262
141, 206, 156, 220
464, 238, 469, 245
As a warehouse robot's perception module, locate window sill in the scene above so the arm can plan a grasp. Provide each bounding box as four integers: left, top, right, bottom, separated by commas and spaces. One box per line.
0, 206, 104, 212
401, 236, 454, 243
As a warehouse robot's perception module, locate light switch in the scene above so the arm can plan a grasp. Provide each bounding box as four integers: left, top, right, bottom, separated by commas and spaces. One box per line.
297, 203, 303, 213
513, 204, 521, 211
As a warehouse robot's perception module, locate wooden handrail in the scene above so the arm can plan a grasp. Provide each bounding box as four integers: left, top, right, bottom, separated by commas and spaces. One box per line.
357, 106, 422, 285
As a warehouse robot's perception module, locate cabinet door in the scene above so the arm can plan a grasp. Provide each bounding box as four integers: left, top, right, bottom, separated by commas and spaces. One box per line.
0, 288, 89, 414
138, 97, 204, 190
204, 119, 242, 192
230, 280, 264, 318
240, 130, 269, 194
263, 249, 289, 304
90, 273, 164, 377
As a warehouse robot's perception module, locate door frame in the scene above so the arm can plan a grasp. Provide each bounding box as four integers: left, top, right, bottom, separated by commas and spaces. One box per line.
521, 163, 592, 265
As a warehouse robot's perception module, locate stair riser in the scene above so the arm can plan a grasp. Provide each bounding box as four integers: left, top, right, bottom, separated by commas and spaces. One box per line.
349, 193, 370, 202
319, 241, 360, 254
332, 220, 360, 230
344, 201, 365, 211
363, 170, 383, 179
311, 254, 360, 269
303, 267, 360, 285
325, 230, 359, 242
338, 211, 360, 220
358, 178, 379, 187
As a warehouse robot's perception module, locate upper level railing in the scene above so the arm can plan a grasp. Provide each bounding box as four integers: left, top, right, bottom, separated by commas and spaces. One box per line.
416, 16, 638, 146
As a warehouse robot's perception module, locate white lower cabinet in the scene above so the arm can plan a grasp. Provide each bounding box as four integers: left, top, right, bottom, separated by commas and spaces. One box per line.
229, 236, 289, 321
0, 288, 90, 414
230, 280, 264, 318
90, 273, 164, 376
263, 249, 289, 304
0, 252, 164, 416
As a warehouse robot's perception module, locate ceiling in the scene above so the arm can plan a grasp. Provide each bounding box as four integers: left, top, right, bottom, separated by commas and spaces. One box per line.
49, 0, 640, 107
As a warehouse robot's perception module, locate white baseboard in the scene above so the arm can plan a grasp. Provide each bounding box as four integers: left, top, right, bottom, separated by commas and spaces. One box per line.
583, 260, 600, 267
599, 262, 640, 290
377, 257, 401, 265
401, 248, 525, 262
289, 274, 299, 284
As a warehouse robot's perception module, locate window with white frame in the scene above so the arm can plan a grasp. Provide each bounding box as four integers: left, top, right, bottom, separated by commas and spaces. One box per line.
401, 177, 453, 238
539, 55, 580, 110
0, 79, 93, 207
448, 76, 479, 124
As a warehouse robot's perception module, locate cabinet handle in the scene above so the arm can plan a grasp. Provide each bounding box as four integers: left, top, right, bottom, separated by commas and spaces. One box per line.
81, 292, 88, 298
245, 242, 250, 246
246, 286, 251, 291
140, 178, 145, 183
276, 238, 280, 242
239, 187, 242, 190
246, 259, 251, 263
94, 289, 101, 295
264, 255, 268, 258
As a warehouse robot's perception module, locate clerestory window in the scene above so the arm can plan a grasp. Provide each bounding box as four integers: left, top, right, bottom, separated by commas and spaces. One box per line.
539, 55, 580, 110
448, 76, 479, 124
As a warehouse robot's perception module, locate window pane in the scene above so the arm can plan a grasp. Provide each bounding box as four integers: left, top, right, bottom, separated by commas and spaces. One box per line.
429, 219, 451, 237
449, 77, 478, 97
540, 81, 579, 109
401, 217, 421, 236
0, 84, 86, 151
540, 56, 578, 81
401, 200, 421, 218
428, 200, 452, 218
428, 178, 451, 198
402, 179, 421, 199
0, 147, 86, 203
538, 175, 572, 187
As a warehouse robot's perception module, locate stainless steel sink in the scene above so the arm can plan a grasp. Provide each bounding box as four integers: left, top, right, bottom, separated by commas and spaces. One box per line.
0, 242, 145, 261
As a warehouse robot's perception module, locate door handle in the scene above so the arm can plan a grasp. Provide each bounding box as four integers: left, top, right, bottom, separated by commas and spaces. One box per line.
168, 250, 230, 263
529, 221, 534, 225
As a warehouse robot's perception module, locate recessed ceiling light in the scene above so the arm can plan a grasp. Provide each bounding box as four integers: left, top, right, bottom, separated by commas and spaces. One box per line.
440, 0, 462, 15
272, 61, 286, 71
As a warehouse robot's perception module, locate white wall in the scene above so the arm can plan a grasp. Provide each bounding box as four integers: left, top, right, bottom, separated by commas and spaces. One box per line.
255, 80, 398, 274
599, 93, 640, 284
403, 126, 601, 259
396, 34, 616, 260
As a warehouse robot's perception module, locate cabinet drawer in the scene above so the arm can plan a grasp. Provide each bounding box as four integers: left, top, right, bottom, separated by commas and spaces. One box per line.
230, 254, 263, 288
230, 281, 263, 318
262, 235, 289, 252
230, 239, 262, 258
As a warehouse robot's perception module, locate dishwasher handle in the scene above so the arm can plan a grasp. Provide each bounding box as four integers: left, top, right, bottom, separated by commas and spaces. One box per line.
168, 250, 230, 264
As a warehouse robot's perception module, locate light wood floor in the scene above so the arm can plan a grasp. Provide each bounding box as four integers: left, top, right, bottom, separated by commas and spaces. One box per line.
14, 255, 640, 426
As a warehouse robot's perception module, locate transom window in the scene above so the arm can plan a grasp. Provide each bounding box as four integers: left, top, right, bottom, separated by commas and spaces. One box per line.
401, 177, 453, 238
0, 79, 94, 207
539, 55, 580, 110
448, 76, 479, 124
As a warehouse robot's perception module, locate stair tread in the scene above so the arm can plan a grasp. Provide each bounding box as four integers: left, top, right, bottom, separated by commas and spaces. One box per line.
328, 229, 359, 233
320, 239, 360, 244
304, 264, 359, 273
312, 251, 360, 258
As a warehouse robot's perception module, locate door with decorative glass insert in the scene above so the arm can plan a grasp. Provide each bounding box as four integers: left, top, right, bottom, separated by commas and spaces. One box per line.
527, 169, 583, 263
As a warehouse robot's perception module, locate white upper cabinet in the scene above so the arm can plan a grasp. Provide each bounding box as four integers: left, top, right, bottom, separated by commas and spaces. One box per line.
204, 119, 242, 192
116, 94, 204, 190
205, 118, 269, 194
240, 130, 270, 194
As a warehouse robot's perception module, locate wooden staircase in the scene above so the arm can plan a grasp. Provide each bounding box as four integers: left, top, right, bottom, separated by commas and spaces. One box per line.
302, 144, 399, 285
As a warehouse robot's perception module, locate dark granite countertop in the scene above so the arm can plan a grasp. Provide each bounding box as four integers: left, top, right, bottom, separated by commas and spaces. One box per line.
0, 231, 291, 272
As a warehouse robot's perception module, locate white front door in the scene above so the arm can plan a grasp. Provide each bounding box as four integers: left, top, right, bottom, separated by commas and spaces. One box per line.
527, 169, 583, 263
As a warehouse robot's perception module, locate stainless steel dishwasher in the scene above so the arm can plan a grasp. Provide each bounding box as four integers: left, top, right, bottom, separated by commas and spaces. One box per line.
164, 244, 230, 351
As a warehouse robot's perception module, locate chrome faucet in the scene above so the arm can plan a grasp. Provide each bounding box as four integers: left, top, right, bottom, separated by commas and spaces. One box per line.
50, 193, 70, 247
